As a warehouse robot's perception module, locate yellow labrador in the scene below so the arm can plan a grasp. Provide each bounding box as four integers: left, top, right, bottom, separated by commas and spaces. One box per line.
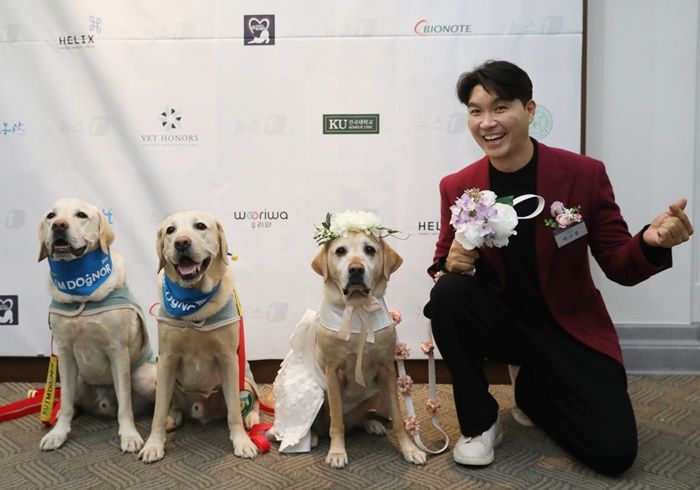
310, 232, 426, 468
138, 211, 257, 463
37, 198, 156, 452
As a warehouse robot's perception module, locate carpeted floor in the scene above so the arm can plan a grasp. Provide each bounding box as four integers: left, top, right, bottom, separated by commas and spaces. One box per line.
0, 376, 698, 489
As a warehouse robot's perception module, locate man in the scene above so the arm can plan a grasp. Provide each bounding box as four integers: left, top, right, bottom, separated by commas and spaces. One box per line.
424, 60, 693, 475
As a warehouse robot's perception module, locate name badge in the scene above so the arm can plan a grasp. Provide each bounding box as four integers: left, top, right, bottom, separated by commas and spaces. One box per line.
553, 221, 587, 248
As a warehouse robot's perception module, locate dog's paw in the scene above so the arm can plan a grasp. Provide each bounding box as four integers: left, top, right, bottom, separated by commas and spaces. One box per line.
362, 419, 386, 436
402, 445, 427, 465
325, 449, 349, 469
243, 409, 260, 431
120, 430, 144, 453
138, 438, 165, 463
166, 410, 183, 432
39, 429, 68, 451
231, 434, 258, 459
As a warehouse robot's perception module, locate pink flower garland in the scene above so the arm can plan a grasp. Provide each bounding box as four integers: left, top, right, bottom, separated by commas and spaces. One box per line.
394, 342, 411, 360
396, 374, 413, 394
404, 415, 419, 434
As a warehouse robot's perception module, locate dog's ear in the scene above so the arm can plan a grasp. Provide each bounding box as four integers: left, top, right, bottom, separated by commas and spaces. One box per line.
37, 221, 49, 262
382, 240, 403, 280
97, 211, 115, 253
311, 247, 329, 282
156, 225, 166, 272
216, 221, 229, 268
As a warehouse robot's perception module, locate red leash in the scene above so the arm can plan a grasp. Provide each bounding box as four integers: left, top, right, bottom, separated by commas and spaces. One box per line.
0, 388, 60, 425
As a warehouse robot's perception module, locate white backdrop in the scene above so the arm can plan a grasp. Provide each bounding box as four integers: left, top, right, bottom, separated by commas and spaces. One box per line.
0, 0, 583, 359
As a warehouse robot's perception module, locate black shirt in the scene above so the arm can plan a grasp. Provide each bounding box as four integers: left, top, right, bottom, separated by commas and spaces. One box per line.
489, 141, 554, 322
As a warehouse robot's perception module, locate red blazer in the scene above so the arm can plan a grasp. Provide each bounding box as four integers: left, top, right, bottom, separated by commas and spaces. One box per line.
431, 142, 672, 364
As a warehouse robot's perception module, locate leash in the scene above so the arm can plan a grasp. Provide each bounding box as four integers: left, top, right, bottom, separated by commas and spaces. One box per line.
392, 311, 449, 455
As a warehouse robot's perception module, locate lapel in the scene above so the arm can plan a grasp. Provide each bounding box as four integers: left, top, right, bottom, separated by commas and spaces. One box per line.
535, 143, 575, 288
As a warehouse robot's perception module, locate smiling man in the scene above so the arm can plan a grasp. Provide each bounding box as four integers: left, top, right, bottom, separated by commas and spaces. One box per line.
424, 60, 693, 474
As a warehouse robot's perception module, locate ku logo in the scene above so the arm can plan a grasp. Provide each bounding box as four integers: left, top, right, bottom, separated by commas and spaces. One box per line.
327, 119, 347, 130
0, 296, 18, 325
244, 15, 275, 45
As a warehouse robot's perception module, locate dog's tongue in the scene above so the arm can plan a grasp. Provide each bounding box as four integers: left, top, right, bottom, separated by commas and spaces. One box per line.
177, 257, 201, 276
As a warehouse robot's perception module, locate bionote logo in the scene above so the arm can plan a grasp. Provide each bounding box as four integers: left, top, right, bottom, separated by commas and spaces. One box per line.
0, 295, 18, 325
244, 15, 275, 45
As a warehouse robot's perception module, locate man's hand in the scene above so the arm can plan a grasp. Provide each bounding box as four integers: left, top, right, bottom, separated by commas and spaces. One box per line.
643, 198, 694, 248
446, 240, 479, 275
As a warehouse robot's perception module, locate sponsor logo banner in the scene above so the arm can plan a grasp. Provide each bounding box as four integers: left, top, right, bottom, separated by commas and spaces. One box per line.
414, 19, 472, 36
244, 15, 275, 45
323, 114, 379, 134
0, 295, 18, 325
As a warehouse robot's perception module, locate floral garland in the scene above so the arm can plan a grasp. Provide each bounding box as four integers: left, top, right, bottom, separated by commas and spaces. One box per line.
313, 210, 402, 245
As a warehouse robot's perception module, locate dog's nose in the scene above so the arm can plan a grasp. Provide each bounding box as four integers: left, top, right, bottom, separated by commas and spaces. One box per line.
348, 263, 364, 276
174, 237, 191, 251
51, 220, 68, 231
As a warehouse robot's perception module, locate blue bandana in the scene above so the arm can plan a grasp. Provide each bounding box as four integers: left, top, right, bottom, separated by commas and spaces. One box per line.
48, 249, 113, 296
162, 274, 220, 317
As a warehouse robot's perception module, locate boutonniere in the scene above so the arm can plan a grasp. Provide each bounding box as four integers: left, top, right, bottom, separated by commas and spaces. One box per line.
544, 201, 582, 229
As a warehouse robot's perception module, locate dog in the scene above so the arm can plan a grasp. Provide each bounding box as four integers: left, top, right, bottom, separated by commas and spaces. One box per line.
270, 221, 426, 468
37, 198, 156, 452
138, 211, 257, 463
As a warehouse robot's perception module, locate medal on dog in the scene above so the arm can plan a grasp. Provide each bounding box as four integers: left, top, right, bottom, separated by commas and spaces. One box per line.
240, 388, 254, 418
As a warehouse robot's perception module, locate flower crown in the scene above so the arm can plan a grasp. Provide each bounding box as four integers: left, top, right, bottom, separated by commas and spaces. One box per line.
313, 210, 402, 245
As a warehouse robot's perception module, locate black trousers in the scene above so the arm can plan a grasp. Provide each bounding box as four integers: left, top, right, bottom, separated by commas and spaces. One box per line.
425, 272, 637, 475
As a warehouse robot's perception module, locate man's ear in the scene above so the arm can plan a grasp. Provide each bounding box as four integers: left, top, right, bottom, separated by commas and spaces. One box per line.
37, 221, 49, 262
311, 247, 329, 282
216, 221, 229, 269
97, 212, 115, 253
382, 240, 403, 280
156, 226, 166, 272
526, 99, 537, 124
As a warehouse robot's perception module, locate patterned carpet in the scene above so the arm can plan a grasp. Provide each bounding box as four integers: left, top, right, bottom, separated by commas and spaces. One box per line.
0, 376, 698, 489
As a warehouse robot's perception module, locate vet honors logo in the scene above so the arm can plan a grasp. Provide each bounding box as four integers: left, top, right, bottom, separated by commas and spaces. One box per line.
0, 295, 18, 325
529, 105, 553, 140
323, 114, 380, 134
140, 107, 200, 146
244, 15, 275, 45
233, 209, 289, 230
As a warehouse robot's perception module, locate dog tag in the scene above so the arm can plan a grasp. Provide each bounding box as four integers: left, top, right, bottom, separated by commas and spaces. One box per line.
240, 389, 254, 418
554, 221, 588, 248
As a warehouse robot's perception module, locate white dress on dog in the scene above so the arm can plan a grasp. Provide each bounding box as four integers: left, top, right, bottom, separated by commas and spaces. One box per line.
270, 298, 394, 452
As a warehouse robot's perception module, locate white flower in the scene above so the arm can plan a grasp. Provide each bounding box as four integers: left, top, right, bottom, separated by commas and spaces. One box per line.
455, 223, 485, 250
330, 210, 382, 237
480, 190, 497, 207
490, 203, 518, 247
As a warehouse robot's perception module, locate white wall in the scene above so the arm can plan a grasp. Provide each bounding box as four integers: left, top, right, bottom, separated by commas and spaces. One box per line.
586, 0, 699, 326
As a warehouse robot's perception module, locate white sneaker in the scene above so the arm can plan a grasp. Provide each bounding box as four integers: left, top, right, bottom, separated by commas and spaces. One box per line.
453, 416, 503, 466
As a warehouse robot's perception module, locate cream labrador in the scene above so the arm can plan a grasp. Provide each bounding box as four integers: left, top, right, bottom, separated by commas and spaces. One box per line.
37, 198, 156, 452
138, 211, 257, 463
310, 232, 427, 468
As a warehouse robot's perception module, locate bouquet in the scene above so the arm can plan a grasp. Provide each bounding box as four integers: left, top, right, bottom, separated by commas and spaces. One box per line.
450, 188, 518, 250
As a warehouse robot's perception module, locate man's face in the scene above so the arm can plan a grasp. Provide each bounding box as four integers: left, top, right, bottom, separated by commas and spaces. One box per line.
466, 84, 536, 170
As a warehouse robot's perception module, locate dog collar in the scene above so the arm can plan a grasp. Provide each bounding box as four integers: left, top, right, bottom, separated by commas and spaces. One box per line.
162, 275, 220, 317
48, 249, 113, 296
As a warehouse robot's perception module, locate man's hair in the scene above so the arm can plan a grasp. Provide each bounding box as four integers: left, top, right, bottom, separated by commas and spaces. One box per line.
456, 60, 533, 106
